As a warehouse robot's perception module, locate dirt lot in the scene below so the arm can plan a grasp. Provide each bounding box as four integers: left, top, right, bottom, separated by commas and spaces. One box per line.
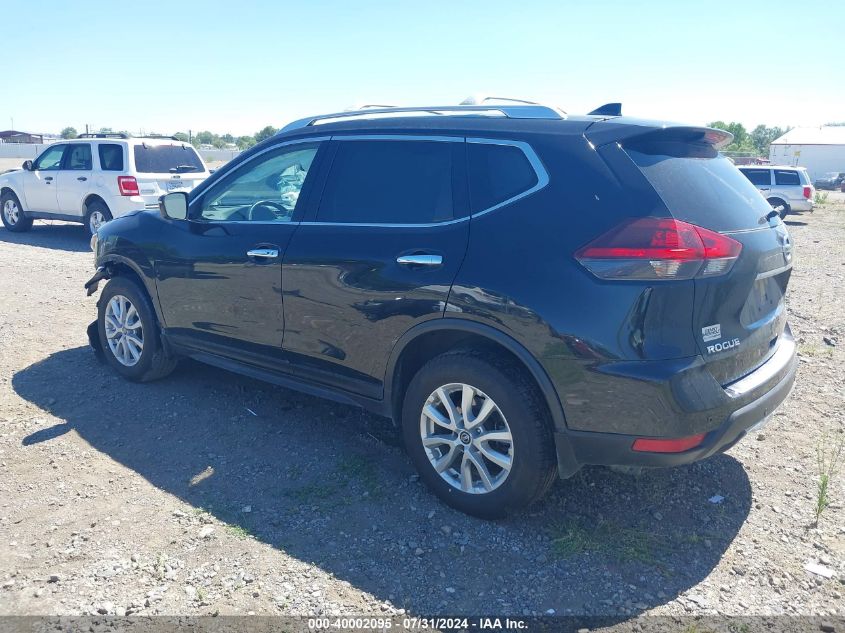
0, 196, 843, 621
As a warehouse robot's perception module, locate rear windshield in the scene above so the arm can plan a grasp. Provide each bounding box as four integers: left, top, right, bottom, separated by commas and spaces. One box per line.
133, 144, 204, 174
626, 146, 772, 232
774, 169, 801, 186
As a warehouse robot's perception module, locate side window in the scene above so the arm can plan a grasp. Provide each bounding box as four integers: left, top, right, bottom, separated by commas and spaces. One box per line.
64, 144, 93, 170
32, 145, 67, 171
774, 169, 800, 186
740, 169, 772, 186
198, 143, 319, 222
98, 144, 124, 171
317, 139, 456, 224
467, 141, 539, 213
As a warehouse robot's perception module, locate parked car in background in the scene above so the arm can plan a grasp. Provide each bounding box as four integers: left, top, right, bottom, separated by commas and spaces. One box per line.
738, 165, 814, 217
85, 104, 797, 518
1, 134, 210, 236
813, 172, 845, 190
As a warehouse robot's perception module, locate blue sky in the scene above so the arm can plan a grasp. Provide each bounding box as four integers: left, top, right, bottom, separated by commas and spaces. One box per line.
4, 0, 842, 136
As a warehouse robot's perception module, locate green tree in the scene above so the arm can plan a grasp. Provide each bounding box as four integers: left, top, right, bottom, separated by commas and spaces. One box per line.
60, 126, 78, 139
173, 132, 190, 143
195, 130, 215, 146
750, 125, 785, 157
237, 135, 256, 150
254, 126, 277, 143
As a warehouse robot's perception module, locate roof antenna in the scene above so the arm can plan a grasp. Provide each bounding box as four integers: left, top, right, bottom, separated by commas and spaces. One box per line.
588, 103, 622, 116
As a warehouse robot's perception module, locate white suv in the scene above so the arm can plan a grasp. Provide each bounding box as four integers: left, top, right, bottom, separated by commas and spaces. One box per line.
738, 165, 814, 218
0, 134, 210, 235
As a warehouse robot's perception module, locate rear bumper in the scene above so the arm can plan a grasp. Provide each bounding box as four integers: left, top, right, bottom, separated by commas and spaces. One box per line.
553, 327, 797, 476
790, 199, 813, 212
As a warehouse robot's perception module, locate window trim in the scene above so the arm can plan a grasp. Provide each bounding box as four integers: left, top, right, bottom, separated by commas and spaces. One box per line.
187, 136, 330, 223
299, 134, 549, 228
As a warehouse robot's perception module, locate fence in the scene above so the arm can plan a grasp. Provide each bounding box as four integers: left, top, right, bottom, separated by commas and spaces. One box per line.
0, 143, 239, 166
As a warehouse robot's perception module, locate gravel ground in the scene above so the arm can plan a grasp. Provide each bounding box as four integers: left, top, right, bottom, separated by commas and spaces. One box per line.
0, 196, 843, 620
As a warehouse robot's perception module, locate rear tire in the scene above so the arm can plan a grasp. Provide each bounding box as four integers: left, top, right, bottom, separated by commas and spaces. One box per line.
767, 197, 790, 219
85, 200, 113, 237
1, 191, 33, 232
401, 349, 557, 518
97, 276, 177, 382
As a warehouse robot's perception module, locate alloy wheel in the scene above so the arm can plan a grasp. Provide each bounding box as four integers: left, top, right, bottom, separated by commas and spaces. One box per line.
104, 295, 144, 366
3, 199, 20, 225
89, 210, 106, 233
419, 382, 514, 494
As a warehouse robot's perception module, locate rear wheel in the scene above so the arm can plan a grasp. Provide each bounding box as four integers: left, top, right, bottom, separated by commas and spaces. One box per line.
1, 191, 33, 232
767, 197, 790, 219
97, 276, 177, 382
85, 200, 112, 236
401, 350, 557, 518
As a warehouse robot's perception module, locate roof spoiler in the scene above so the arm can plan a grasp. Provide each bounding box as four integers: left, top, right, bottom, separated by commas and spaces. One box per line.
586, 122, 734, 150
588, 103, 622, 116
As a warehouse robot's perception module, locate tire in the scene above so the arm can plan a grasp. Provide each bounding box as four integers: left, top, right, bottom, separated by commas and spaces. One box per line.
767, 197, 790, 219
401, 349, 557, 518
1, 191, 33, 232
97, 276, 177, 382
85, 200, 113, 237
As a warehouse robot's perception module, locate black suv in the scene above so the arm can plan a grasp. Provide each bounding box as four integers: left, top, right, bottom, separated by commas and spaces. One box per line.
86, 104, 797, 518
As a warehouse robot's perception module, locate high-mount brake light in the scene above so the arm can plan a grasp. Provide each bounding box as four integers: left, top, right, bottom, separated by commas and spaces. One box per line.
575, 217, 742, 281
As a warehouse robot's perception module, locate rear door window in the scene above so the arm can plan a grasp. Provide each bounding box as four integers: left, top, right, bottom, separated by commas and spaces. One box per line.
467, 142, 538, 213
133, 143, 204, 174
63, 143, 92, 170
774, 169, 800, 186
98, 144, 124, 171
317, 139, 459, 224
740, 168, 771, 186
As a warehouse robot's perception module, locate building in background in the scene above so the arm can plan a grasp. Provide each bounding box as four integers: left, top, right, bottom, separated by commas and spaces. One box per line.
769, 127, 845, 179
0, 130, 44, 144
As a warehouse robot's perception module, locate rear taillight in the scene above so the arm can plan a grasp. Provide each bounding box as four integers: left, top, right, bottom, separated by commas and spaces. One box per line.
803, 186, 811, 199
575, 217, 742, 281
117, 176, 139, 196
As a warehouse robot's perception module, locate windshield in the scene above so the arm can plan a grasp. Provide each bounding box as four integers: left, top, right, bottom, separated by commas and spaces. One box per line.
133, 144, 204, 174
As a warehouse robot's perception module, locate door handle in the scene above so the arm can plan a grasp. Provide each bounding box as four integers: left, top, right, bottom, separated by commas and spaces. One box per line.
396, 254, 443, 266
45, 177, 53, 182
77, 176, 87, 181
247, 248, 279, 259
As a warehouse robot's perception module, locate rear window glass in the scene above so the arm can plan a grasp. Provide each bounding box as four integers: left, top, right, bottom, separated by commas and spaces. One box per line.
774, 169, 801, 186
468, 142, 538, 213
133, 144, 204, 174
64, 143, 92, 170
740, 168, 771, 186
626, 146, 772, 231
98, 144, 124, 171
318, 140, 456, 224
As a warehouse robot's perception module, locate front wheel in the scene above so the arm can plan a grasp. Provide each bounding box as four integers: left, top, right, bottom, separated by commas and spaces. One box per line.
97, 276, 177, 382
1, 191, 33, 232
401, 350, 557, 518
767, 197, 790, 219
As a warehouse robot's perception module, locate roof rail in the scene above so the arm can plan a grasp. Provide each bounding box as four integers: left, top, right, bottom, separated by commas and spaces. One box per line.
138, 134, 180, 141
279, 104, 565, 133
77, 132, 129, 139
460, 95, 543, 106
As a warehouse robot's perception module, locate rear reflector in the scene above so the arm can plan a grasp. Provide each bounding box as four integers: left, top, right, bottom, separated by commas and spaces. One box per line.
632, 433, 706, 453
117, 176, 140, 196
803, 186, 812, 199
575, 217, 742, 281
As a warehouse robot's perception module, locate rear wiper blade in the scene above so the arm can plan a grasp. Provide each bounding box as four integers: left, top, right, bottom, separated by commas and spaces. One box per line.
169, 165, 200, 173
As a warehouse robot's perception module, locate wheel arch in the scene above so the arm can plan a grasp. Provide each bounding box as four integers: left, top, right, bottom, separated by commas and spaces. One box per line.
98, 254, 165, 326
384, 319, 568, 433
83, 193, 110, 216
1, 185, 26, 210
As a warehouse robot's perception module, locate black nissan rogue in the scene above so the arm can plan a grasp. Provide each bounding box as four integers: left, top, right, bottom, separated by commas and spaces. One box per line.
85, 103, 797, 518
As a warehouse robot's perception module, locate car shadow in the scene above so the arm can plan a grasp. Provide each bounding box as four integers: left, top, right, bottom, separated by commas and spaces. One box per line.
13, 346, 752, 617
0, 221, 90, 252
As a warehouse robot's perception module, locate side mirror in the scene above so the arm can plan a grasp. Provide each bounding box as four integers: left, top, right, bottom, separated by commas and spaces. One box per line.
22, 160, 33, 171
159, 192, 188, 220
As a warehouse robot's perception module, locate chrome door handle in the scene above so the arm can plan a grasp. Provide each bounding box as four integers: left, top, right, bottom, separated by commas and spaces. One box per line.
77, 176, 87, 181
396, 254, 443, 266
247, 248, 279, 259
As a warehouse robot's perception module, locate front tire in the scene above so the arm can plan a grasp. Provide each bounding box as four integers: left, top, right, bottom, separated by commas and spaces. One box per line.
1, 191, 33, 232
85, 200, 113, 237
401, 350, 557, 518
97, 276, 177, 382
